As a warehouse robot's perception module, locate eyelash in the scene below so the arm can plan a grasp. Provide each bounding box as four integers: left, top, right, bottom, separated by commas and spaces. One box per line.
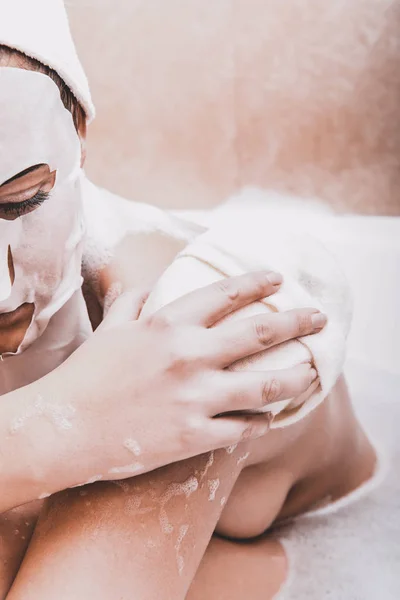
1, 190, 50, 218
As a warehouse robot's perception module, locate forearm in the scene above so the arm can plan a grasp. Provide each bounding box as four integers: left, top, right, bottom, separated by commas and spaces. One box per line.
0, 378, 57, 512
8, 446, 248, 600
0, 372, 85, 513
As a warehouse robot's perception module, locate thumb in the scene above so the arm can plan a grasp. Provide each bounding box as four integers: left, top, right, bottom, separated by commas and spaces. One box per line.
98, 288, 150, 332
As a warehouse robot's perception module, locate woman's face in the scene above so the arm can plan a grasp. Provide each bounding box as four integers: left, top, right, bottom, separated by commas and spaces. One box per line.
0, 66, 86, 355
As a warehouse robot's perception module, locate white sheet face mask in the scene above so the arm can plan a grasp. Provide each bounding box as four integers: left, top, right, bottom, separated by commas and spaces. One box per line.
0, 68, 85, 354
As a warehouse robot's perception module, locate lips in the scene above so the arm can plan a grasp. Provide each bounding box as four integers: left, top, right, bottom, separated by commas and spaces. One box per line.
0, 302, 33, 328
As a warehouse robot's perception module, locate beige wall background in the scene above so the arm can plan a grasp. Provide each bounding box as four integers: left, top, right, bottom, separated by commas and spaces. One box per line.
66, 0, 400, 214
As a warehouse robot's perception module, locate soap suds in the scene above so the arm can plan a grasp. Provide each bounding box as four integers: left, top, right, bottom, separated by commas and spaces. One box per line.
82, 238, 114, 297
126, 494, 156, 516
123, 439, 142, 457
237, 452, 250, 466
226, 444, 238, 454
72, 475, 103, 488
10, 394, 75, 433
220, 496, 227, 507
208, 479, 220, 501
159, 511, 174, 535
199, 451, 214, 481
175, 524, 189, 575
103, 281, 123, 316
109, 462, 144, 475
112, 480, 131, 493
159, 476, 198, 534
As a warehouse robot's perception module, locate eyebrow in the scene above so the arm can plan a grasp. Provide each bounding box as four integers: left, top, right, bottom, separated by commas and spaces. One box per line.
0, 164, 45, 187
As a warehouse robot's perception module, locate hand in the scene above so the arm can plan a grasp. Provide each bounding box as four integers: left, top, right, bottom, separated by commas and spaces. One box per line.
44, 272, 325, 487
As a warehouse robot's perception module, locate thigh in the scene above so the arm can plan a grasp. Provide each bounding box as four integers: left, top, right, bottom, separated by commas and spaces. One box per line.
0, 502, 42, 600
187, 534, 287, 600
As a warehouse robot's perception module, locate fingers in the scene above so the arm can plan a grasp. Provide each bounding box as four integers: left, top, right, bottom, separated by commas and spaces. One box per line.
210, 364, 317, 414
98, 289, 150, 331
152, 271, 283, 327
287, 377, 321, 410
206, 414, 274, 449
211, 308, 327, 367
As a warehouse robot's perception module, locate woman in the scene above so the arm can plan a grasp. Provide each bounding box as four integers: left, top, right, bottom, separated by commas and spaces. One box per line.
0, 1, 333, 597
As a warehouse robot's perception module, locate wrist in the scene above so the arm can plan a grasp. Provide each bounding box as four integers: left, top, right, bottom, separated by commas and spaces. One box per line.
0, 380, 50, 510
0, 371, 81, 511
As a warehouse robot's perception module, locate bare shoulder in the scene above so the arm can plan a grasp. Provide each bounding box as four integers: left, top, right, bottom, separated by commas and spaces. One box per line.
80, 179, 199, 322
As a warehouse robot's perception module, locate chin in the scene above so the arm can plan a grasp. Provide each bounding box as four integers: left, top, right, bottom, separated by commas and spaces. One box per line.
0, 303, 34, 354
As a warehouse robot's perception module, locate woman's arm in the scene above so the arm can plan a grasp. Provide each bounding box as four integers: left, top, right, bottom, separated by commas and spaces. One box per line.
2, 272, 313, 514
1, 227, 183, 512
0, 378, 67, 513
8, 444, 253, 600
7, 308, 320, 599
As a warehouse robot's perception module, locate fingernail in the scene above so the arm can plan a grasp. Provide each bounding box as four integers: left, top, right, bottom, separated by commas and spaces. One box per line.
310, 368, 318, 382
267, 272, 283, 287
311, 313, 327, 330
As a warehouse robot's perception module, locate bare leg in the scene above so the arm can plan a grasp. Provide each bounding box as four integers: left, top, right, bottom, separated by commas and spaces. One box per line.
6, 379, 376, 599
0, 502, 41, 599
187, 534, 287, 600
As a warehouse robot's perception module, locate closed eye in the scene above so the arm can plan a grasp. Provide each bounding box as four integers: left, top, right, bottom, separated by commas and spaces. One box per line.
0, 190, 50, 218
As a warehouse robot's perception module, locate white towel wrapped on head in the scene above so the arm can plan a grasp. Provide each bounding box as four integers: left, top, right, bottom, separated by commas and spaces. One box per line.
0, 0, 95, 121
141, 211, 353, 428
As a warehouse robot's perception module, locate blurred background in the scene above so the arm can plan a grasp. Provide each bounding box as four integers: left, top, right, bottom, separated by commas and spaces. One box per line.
66, 0, 400, 214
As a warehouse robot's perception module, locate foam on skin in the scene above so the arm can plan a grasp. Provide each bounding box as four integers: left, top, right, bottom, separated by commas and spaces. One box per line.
158, 476, 199, 535
199, 451, 214, 481
226, 444, 238, 454
10, 394, 75, 434
123, 439, 142, 457
175, 524, 189, 576
207, 479, 220, 502
108, 463, 144, 475
237, 452, 251, 466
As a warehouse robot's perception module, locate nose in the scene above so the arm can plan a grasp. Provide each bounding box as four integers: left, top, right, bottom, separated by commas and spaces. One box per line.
0, 243, 13, 302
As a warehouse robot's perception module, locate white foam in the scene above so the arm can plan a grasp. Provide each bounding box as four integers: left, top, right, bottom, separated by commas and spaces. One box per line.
103, 281, 123, 316
10, 394, 75, 434
226, 444, 238, 454
125, 494, 156, 516
159, 511, 174, 535
159, 476, 198, 534
208, 479, 220, 501
109, 462, 144, 475
175, 524, 189, 576
112, 480, 131, 493
199, 451, 214, 481
123, 439, 142, 457
237, 452, 250, 466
